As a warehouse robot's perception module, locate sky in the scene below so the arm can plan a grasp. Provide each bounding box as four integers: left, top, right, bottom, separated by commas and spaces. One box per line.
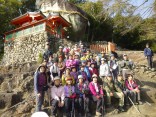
90, 0, 155, 18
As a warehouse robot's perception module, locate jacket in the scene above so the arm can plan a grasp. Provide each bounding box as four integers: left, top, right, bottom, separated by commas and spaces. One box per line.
144, 48, 154, 57
64, 85, 76, 98
89, 81, 104, 96
104, 78, 122, 93
34, 70, 47, 94
51, 85, 65, 101
99, 63, 110, 77
65, 59, 76, 67
75, 83, 90, 97
125, 79, 138, 90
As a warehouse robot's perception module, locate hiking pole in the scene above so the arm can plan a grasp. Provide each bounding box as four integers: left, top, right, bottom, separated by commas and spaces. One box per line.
102, 96, 105, 117
128, 96, 141, 114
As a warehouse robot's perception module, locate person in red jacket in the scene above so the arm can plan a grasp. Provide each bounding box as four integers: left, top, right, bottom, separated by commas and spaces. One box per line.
125, 74, 142, 105
89, 62, 99, 76
89, 74, 104, 116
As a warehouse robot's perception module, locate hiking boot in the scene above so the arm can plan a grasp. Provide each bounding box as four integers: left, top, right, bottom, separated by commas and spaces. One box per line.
96, 111, 102, 116
118, 106, 125, 112
138, 100, 143, 105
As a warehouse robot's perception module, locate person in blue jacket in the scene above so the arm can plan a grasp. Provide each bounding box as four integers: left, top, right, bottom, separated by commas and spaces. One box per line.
144, 43, 154, 69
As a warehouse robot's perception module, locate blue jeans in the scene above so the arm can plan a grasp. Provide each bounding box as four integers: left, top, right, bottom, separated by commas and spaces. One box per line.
36, 91, 45, 112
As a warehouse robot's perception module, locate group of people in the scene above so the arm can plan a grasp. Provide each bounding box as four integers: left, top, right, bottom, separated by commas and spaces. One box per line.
34, 42, 143, 117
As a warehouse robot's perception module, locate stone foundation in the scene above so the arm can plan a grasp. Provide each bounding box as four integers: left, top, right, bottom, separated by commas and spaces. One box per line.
2, 31, 48, 65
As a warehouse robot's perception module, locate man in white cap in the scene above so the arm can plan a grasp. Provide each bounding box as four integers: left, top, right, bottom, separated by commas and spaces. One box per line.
51, 76, 65, 117
31, 112, 49, 117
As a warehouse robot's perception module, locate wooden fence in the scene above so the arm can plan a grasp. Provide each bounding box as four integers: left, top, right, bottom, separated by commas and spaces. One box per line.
90, 42, 116, 53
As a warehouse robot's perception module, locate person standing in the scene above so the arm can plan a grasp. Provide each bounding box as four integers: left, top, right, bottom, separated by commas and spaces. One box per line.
34, 65, 48, 112
43, 42, 53, 61
144, 43, 154, 69
108, 54, 119, 82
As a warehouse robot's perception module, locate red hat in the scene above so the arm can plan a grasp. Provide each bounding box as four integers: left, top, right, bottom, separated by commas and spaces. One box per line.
66, 77, 73, 81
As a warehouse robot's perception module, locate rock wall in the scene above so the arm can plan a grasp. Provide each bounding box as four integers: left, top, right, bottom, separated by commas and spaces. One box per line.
2, 31, 48, 65
36, 0, 88, 41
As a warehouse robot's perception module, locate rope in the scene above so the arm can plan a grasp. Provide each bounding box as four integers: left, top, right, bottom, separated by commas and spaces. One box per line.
42, 10, 88, 20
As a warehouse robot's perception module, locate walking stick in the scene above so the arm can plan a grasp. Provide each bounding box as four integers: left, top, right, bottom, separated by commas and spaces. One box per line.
128, 96, 141, 114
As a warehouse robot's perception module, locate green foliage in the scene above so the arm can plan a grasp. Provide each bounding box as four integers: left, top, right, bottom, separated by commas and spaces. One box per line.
77, 1, 113, 42
37, 53, 43, 64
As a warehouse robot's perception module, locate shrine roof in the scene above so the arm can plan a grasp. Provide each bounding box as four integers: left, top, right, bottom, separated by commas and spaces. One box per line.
11, 11, 45, 26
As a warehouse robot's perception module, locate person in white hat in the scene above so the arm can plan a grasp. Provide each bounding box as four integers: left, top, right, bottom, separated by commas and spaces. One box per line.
89, 74, 104, 116
31, 112, 49, 117
51, 76, 65, 117
56, 46, 65, 60
75, 75, 91, 117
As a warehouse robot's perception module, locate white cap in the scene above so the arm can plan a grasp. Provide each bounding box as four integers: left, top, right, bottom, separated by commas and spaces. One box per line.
78, 75, 83, 79
53, 76, 60, 81
31, 112, 49, 117
101, 58, 106, 61
92, 74, 98, 78
59, 46, 63, 49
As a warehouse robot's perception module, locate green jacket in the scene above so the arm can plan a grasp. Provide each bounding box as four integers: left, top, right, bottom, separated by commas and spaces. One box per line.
104, 78, 122, 93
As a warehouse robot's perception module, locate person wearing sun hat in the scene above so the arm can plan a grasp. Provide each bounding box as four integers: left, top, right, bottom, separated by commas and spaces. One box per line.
104, 74, 125, 112
62, 67, 75, 86
57, 46, 65, 60
89, 74, 104, 116
119, 54, 134, 80
64, 77, 76, 117
75, 75, 91, 117
51, 76, 65, 116
34, 64, 48, 112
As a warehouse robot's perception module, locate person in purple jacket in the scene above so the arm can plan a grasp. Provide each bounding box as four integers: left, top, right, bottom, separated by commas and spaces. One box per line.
64, 77, 76, 117
34, 65, 48, 112
89, 74, 104, 116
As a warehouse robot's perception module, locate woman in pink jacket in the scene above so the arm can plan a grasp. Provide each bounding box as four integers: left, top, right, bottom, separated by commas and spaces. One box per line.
125, 74, 142, 105
65, 54, 76, 67
89, 74, 104, 116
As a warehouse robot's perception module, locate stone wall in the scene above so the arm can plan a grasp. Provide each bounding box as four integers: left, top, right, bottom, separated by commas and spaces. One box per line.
2, 31, 48, 65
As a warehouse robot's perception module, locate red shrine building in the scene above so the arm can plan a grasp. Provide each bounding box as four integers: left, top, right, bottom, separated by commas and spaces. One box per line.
2, 11, 70, 65
4, 11, 70, 44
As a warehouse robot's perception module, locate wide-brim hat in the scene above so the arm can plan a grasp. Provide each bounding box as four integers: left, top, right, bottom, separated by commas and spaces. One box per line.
92, 74, 98, 78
